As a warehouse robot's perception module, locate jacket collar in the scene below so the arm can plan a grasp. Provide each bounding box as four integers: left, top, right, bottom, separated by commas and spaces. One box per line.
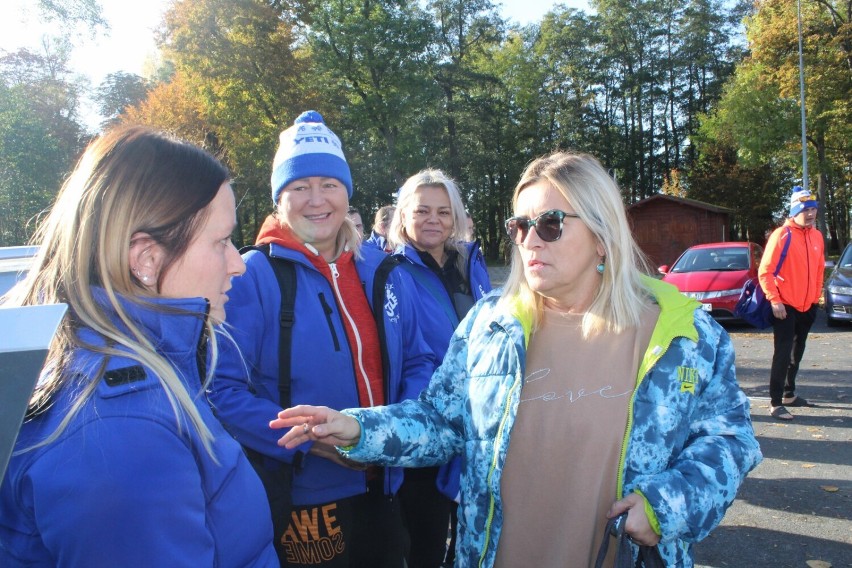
82, 288, 209, 359
502, 274, 699, 348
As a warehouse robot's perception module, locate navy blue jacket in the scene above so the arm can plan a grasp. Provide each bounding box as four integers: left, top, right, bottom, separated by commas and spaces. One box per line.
208, 243, 436, 506
0, 293, 277, 567
393, 240, 492, 499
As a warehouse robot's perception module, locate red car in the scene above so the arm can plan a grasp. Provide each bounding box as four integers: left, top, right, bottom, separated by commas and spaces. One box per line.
658, 242, 763, 321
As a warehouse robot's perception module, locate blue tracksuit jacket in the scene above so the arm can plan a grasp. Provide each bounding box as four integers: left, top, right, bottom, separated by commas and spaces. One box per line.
393, 240, 491, 500
0, 293, 277, 567
208, 242, 435, 506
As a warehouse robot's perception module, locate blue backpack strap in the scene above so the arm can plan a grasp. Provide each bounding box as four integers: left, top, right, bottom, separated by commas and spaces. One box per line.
774, 227, 792, 277
238, 244, 297, 563
240, 244, 296, 407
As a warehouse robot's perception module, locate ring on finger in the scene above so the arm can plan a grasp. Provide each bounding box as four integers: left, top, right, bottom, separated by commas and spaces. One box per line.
302, 423, 309, 434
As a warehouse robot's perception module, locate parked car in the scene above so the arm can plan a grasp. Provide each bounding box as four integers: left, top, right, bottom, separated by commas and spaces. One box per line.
658, 242, 762, 322
0, 246, 38, 296
825, 242, 852, 327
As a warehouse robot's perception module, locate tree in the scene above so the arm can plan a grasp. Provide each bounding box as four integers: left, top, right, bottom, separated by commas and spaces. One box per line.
35, 0, 106, 34
701, 0, 851, 247
689, 128, 788, 242
427, 0, 504, 180
149, 0, 312, 245
0, 43, 86, 245
303, 0, 439, 206
96, 71, 151, 129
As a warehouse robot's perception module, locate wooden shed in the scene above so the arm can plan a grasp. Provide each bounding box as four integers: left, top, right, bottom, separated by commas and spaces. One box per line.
627, 194, 733, 269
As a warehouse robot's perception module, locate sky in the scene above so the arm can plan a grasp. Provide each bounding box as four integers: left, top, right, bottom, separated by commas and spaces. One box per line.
1, 0, 590, 129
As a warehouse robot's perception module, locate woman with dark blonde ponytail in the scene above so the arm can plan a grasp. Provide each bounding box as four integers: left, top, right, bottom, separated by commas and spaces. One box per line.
0, 126, 278, 567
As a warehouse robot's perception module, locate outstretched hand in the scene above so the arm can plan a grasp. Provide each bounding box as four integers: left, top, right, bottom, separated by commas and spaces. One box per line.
270, 405, 362, 449
606, 493, 661, 546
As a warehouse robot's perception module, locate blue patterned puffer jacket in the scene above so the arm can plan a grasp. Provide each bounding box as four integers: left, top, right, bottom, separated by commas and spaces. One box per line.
343, 277, 762, 567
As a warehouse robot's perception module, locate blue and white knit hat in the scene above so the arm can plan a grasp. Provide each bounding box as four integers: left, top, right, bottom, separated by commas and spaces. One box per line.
271, 111, 353, 204
789, 186, 818, 217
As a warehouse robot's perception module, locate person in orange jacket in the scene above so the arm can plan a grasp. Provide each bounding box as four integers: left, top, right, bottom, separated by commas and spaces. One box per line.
758, 187, 824, 420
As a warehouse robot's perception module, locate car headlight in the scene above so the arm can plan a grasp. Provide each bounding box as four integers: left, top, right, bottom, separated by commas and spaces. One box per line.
828, 284, 852, 295
683, 289, 743, 301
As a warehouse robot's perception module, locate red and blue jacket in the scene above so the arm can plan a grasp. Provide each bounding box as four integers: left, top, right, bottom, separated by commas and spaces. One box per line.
208, 238, 436, 506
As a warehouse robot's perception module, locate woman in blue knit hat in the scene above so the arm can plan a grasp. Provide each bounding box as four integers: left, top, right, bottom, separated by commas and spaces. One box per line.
208, 111, 435, 567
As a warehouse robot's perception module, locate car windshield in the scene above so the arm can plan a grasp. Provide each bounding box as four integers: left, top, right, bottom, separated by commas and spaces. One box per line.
670, 247, 750, 273
839, 245, 852, 268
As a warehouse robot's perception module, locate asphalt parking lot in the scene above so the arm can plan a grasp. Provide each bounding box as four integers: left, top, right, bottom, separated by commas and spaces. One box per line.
692, 312, 852, 568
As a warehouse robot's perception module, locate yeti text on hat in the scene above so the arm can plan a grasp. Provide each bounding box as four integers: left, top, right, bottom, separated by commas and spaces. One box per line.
271, 110, 353, 204
789, 186, 818, 217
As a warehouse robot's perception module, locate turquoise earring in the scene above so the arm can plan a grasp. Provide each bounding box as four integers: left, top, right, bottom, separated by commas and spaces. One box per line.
596, 257, 606, 274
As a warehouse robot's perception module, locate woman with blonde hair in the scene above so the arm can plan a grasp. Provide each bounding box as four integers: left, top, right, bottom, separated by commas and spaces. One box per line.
0, 125, 278, 566
271, 151, 761, 567
208, 111, 435, 568
388, 169, 491, 567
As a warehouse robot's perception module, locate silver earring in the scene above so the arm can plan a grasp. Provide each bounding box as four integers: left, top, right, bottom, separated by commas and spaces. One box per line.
596, 258, 605, 274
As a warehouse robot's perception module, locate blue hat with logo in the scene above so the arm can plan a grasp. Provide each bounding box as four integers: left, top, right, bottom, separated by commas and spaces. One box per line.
789, 186, 818, 217
271, 111, 353, 204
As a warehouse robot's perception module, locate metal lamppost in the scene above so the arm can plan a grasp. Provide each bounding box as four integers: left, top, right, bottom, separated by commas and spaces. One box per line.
797, 0, 808, 191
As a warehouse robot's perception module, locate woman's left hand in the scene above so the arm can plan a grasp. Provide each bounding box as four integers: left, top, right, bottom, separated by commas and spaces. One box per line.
606, 493, 661, 546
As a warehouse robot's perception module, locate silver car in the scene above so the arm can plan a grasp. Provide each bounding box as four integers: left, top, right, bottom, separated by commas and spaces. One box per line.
0, 246, 38, 296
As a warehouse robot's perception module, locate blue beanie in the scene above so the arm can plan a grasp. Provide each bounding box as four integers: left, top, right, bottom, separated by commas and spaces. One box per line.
271, 111, 353, 204
789, 186, 818, 217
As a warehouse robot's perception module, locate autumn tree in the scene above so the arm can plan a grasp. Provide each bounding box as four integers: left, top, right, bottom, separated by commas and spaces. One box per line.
148, 0, 312, 245
701, 0, 851, 247
96, 71, 151, 129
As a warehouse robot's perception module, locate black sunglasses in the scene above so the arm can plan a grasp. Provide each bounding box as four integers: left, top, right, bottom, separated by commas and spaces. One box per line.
504, 209, 580, 244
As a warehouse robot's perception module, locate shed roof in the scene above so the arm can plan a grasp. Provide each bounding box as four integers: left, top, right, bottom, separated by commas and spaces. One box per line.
628, 194, 733, 214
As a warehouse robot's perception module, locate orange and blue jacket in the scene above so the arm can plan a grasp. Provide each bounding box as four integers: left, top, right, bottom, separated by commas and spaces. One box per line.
758, 219, 824, 312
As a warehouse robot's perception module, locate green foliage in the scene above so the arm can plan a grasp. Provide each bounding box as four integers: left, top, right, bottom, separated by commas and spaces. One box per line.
305, 0, 439, 201
0, 45, 86, 246
35, 0, 107, 38
695, 0, 851, 246
96, 72, 151, 129
4, 0, 848, 256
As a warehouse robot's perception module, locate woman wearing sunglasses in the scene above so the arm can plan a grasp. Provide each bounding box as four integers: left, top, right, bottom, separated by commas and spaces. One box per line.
271, 151, 762, 568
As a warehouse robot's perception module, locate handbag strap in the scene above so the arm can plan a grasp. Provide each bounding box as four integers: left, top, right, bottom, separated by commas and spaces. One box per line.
594, 513, 666, 568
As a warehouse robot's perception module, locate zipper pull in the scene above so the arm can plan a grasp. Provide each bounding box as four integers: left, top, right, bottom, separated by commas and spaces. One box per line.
330, 262, 339, 279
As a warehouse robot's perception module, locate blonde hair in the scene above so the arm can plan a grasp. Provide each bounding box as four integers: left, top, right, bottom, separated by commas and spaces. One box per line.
499, 152, 653, 337
5, 125, 230, 457
389, 169, 469, 274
